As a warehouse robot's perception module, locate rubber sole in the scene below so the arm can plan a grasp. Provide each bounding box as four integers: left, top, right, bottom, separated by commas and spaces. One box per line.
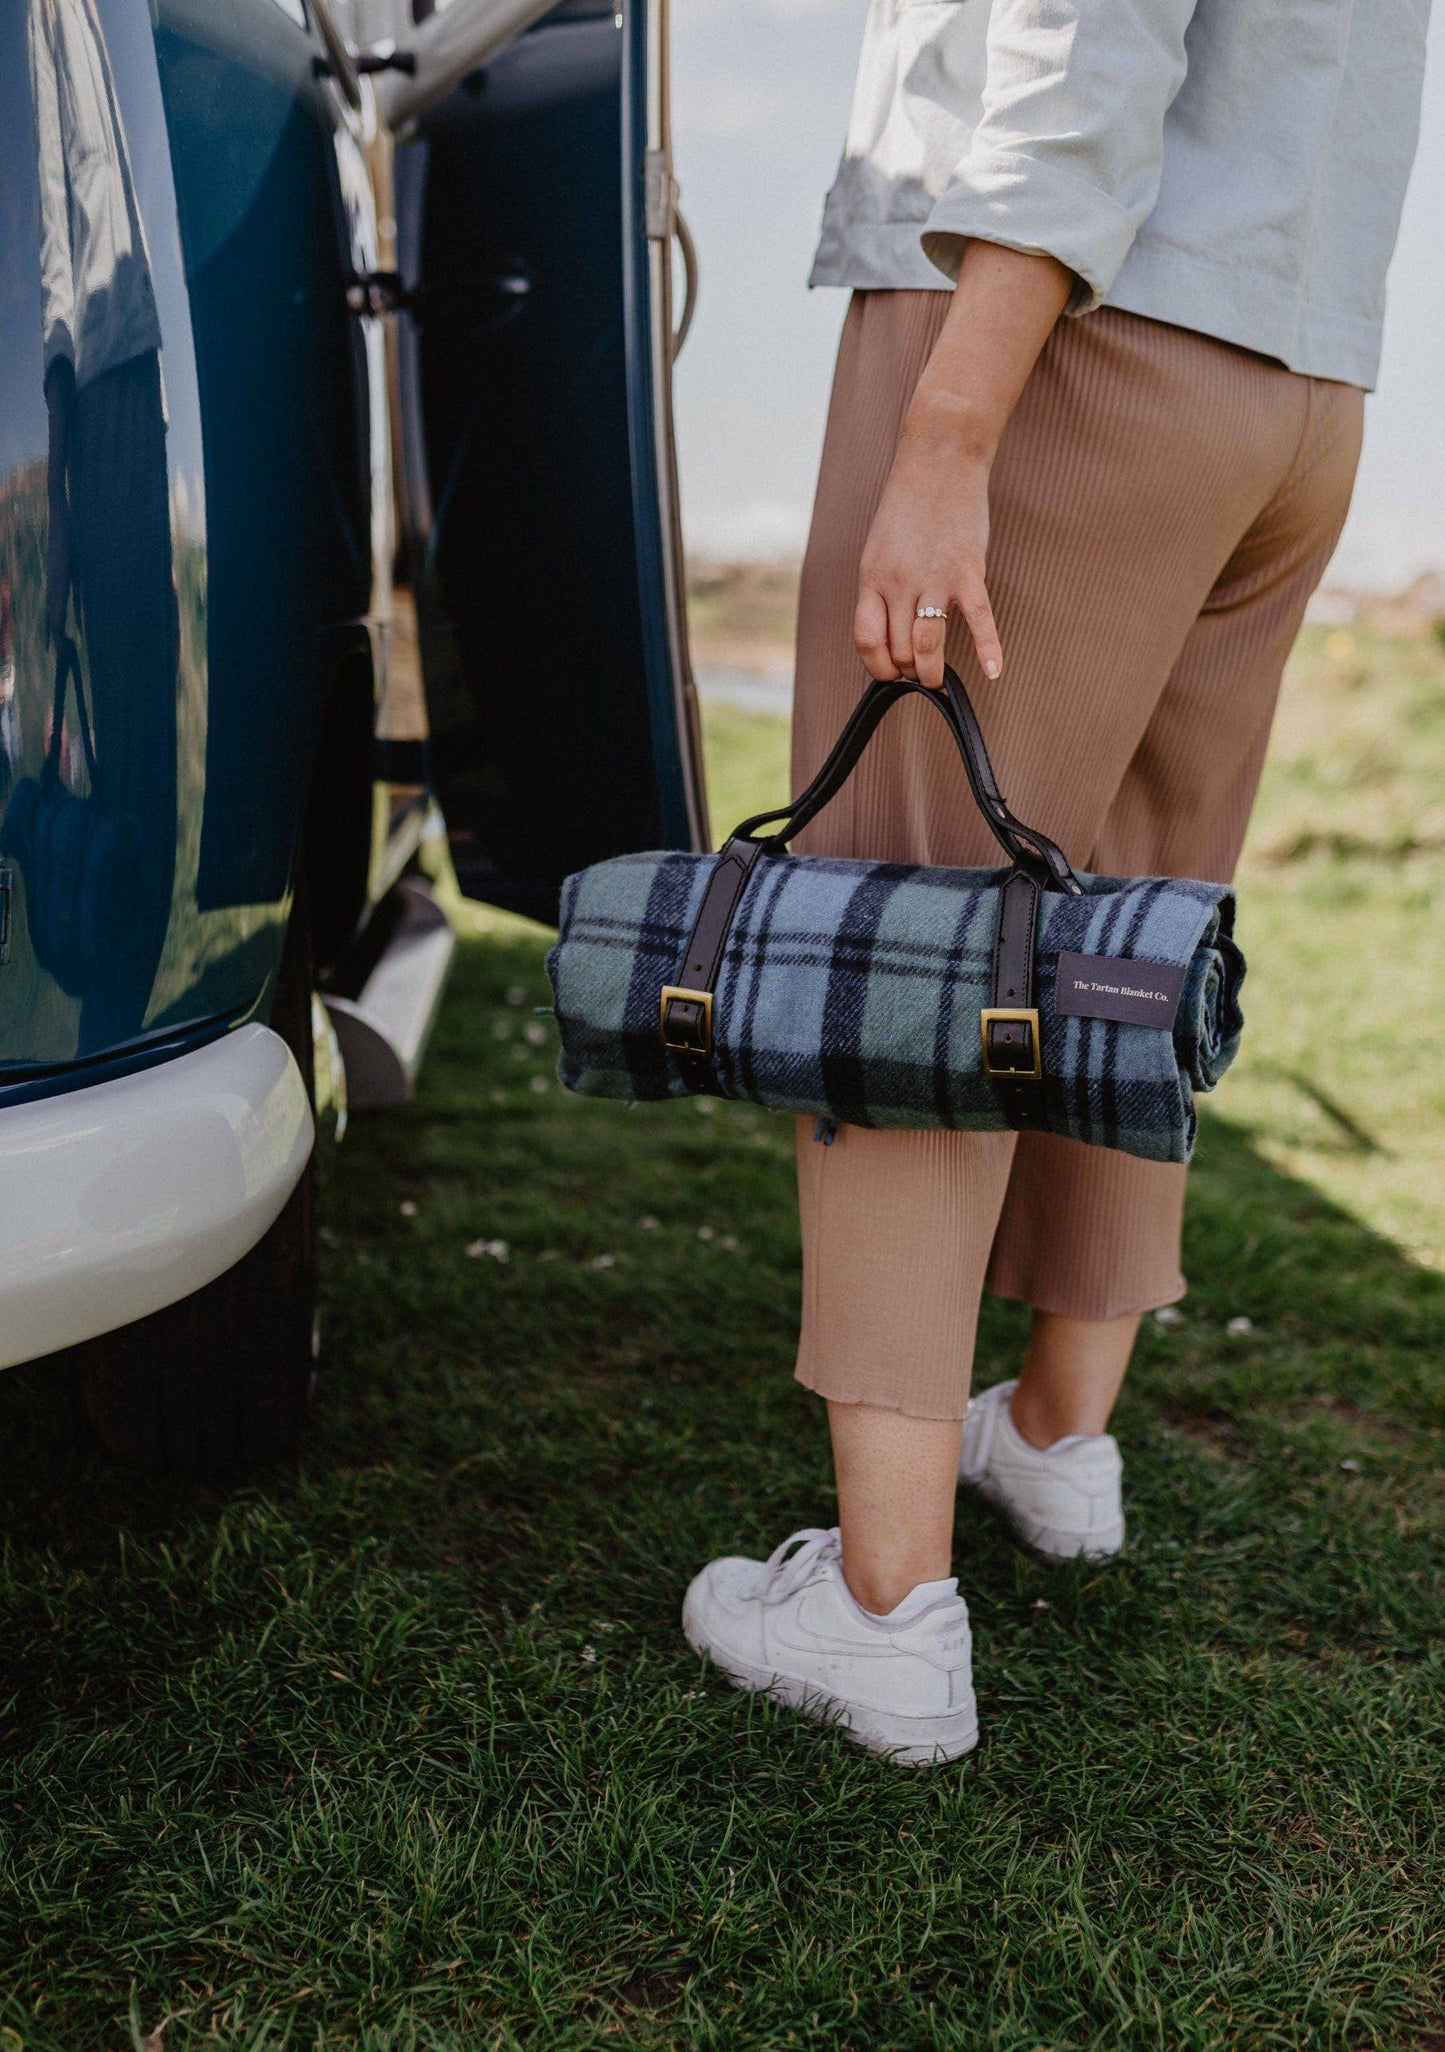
967, 1477, 1125, 1562
682, 1592, 979, 1767
1020, 1515, 1126, 1561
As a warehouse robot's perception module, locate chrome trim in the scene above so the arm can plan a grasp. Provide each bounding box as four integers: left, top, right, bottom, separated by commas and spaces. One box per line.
322, 877, 455, 1107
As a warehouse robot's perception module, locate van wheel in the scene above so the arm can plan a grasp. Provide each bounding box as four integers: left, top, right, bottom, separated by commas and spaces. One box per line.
80, 889, 319, 1477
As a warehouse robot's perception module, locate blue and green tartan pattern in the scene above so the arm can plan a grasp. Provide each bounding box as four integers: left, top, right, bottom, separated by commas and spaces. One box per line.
546, 849, 1245, 1164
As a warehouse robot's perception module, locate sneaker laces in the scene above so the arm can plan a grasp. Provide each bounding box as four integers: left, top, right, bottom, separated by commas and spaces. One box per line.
760, 1527, 841, 1605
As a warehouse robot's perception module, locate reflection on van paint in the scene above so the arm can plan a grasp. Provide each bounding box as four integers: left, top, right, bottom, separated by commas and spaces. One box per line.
2, 0, 197, 1068
0, 0, 373, 1079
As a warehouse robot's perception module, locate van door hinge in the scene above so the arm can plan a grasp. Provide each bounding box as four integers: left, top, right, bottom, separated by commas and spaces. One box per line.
346, 270, 416, 316
644, 149, 676, 240
314, 43, 417, 83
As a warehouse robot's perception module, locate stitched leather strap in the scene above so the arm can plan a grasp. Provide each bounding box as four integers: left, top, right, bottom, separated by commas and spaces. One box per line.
983, 866, 1045, 1128
661, 667, 1079, 1107
658, 836, 765, 1090
940, 670, 1079, 894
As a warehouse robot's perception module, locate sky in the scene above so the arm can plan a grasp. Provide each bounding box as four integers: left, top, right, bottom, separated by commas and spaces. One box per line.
670, 0, 1445, 591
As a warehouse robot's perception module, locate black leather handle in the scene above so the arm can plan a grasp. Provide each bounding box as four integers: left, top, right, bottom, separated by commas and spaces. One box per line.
731, 667, 1082, 895
938, 669, 1080, 893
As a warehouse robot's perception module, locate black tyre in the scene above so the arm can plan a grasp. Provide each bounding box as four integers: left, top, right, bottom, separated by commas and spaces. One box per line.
80, 888, 319, 1477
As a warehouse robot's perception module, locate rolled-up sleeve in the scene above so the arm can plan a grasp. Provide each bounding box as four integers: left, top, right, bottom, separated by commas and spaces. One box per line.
920, 0, 1198, 311
27, 0, 77, 377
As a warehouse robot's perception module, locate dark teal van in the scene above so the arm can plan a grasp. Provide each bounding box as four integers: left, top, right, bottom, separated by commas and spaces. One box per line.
0, 0, 705, 1469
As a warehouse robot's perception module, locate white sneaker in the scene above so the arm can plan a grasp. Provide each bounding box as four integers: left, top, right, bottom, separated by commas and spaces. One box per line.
959, 1380, 1125, 1560
682, 1527, 978, 1766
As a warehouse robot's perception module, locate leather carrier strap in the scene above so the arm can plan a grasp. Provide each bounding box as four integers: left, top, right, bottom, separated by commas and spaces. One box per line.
659, 667, 1085, 1121
44, 634, 100, 794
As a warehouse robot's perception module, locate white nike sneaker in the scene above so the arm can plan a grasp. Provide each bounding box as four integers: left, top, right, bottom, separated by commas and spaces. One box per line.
682, 1527, 978, 1766
959, 1379, 1125, 1561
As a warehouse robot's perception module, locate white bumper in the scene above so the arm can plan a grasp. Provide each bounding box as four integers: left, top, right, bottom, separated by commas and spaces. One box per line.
0, 1024, 314, 1371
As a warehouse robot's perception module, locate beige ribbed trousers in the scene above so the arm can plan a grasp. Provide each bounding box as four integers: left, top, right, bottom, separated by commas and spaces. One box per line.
792, 293, 1363, 1419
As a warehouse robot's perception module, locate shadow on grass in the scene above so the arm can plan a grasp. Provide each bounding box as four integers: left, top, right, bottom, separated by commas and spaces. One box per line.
0, 932, 1439, 2051
1, 938, 1437, 1565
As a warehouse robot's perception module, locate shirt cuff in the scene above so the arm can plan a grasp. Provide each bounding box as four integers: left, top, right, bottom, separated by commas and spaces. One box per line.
920, 147, 1140, 313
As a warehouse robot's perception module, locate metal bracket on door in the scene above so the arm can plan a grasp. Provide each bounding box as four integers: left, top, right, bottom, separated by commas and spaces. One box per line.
643, 149, 697, 358
346, 269, 418, 316
644, 148, 676, 239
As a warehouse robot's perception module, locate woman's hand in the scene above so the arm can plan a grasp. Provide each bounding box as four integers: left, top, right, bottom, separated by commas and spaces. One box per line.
854, 396, 1000, 693
853, 242, 1074, 690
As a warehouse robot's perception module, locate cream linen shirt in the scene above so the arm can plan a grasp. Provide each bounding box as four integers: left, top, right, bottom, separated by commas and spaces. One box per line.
810, 0, 1431, 389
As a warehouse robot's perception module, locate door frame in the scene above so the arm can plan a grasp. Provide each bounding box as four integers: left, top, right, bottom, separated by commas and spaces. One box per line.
624, 0, 708, 851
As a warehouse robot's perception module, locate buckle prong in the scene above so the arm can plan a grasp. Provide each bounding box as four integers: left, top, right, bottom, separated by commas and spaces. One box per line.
980, 1005, 1041, 1081
660, 985, 713, 1057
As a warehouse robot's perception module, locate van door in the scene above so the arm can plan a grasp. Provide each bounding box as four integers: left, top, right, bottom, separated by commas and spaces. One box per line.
385, 0, 706, 923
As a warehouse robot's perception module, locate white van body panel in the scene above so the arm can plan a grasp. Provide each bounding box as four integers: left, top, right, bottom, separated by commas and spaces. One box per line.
0, 1025, 313, 1370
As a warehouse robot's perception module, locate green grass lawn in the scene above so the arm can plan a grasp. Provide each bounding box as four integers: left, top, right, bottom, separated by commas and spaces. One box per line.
1, 631, 1441, 2051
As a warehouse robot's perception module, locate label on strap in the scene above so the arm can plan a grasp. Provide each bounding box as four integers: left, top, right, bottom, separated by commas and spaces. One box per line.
1054, 951, 1187, 1028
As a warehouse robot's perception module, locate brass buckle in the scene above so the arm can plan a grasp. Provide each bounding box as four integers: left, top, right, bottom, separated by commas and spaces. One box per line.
660, 985, 713, 1057
980, 1006, 1041, 1081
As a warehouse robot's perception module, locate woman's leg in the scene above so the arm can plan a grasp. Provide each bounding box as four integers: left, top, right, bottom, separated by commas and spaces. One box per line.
829, 1404, 963, 1613
984, 1132, 1187, 1446
1010, 1311, 1141, 1448
986, 373, 1366, 1443
795, 1117, 1015, 1609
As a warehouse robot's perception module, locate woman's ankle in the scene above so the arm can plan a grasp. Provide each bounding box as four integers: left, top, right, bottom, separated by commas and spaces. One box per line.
841, 1554, 949, 1617
1011, 1308, 1142, 1445
1007, 1378, 1077, 1450
827, 1398, 962, 1617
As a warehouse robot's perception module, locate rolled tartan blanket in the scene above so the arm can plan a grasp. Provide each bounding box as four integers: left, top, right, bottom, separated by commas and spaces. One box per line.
546, 671, 1246, 1165
547, 847, 1245, 1164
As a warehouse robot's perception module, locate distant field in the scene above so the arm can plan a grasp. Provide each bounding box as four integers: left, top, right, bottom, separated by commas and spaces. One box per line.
686, 558, 799, 674
1225, 625, 1444, 1266
0, 626, 1439, 2051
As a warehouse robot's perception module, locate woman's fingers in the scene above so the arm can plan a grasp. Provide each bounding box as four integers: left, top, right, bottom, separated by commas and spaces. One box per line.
957, 575, 1003, 681
910, 607, 948, 691
910, 577, 1004, 687
856, 571, 1005, 686
886, 589, 917, 678
853, 584, 900, 679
